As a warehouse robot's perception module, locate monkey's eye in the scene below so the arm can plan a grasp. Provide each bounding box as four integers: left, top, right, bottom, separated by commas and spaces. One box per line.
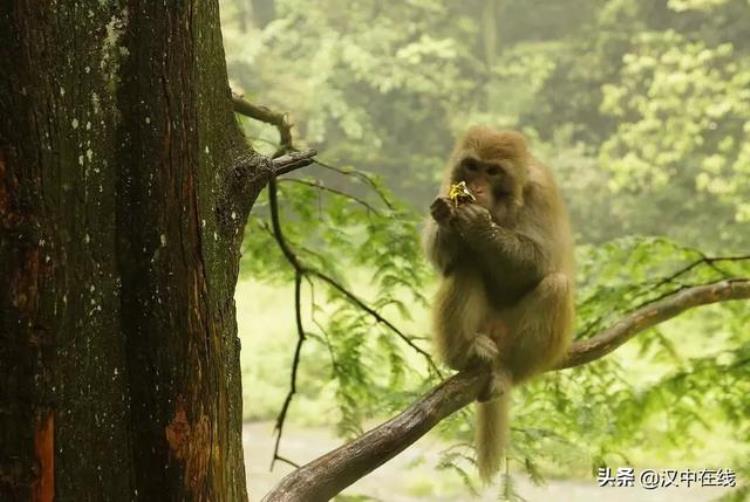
463, 159, 478, 172
486, 166, 499, 176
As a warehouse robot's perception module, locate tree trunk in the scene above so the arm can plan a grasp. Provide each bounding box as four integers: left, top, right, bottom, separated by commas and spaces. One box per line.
1, 2, 260, 500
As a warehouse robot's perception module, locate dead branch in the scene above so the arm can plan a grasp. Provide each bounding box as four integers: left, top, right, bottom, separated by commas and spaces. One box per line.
261, 278, 750, 502
268, 176, 307, 470
232, 93, 294, 154
278, 178, 382, 215
313, 159, 395, 211
272, 150, 318, 176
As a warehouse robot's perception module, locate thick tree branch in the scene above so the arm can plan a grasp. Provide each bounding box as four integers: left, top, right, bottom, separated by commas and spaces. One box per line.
261, 278, 750, 501
558, 278, 750, 369
261, 367, 490, 502
573, 250, 750, 340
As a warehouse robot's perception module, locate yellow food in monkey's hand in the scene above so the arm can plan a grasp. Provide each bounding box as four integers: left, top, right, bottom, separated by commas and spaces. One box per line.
448, 181, 476, 207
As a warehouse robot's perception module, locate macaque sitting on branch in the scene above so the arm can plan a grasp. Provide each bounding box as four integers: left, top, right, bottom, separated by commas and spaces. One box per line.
422, 126, 575, 482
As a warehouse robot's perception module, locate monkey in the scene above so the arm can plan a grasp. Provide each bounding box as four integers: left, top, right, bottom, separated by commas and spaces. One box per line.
422, 126, 575, 482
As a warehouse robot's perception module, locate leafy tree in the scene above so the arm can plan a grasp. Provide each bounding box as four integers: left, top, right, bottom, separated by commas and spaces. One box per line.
2, 1, 749, 500
221, 1, 750, 499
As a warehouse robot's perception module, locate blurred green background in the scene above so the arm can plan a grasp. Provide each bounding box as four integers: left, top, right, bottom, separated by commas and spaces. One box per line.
219, 1, 750, 500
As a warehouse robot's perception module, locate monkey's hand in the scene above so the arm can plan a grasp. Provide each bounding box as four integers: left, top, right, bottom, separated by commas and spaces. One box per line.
430, 197, 455, 225
452, 202, 493, 239
469, 333, 499, 363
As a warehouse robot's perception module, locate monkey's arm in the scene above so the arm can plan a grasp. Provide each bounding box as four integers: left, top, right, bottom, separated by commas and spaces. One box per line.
423, 197, 464, 274
452, 204, 547, 283
423, 219, 461, 274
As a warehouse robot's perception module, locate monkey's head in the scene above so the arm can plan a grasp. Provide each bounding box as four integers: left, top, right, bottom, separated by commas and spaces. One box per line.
447, 126, 530, 216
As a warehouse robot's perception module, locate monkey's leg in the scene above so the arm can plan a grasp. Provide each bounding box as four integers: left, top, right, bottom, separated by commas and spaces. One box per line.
476, 320, 511, 401
505, 273, 573, 383
432, 274, 497, 370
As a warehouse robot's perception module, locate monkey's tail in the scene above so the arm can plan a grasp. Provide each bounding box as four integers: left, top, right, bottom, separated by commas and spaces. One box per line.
475, 388, 510, 483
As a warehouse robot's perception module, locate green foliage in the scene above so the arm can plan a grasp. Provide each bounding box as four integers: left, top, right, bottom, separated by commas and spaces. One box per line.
511, 238, 750, 486
224, 0, 750, 250
600, 32, 750, 225
240, 162, 437, 438
239, 153, 750, 492
221, 0, 750, 496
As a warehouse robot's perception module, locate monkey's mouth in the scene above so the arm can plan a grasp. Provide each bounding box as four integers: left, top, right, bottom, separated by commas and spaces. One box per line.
473, 192, 493, 207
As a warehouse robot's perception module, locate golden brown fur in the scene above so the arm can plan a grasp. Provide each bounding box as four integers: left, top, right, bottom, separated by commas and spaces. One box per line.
423, 126, 575, 482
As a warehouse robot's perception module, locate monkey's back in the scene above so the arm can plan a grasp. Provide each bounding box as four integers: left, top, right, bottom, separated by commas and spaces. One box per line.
525, 159, 575, 276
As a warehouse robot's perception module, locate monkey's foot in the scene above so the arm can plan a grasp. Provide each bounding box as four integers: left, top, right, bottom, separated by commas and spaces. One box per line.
470, 333, 499, 363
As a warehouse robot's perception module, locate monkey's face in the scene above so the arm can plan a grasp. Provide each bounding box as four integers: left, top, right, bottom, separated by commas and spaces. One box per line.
454, 156, 515, 210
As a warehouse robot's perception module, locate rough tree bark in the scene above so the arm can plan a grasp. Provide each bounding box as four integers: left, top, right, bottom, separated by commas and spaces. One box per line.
0, 2, 293, 500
